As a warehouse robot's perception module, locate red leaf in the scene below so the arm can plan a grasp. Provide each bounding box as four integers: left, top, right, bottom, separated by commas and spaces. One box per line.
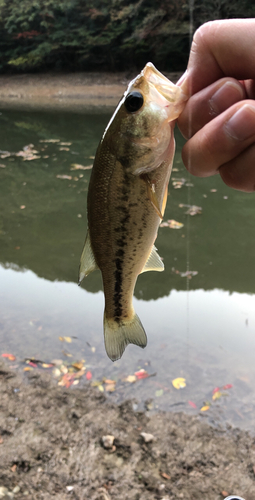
2, 353, 16, 361
28, 362, 37, 367
86, 371, 92, 380
223, 384, 233, 390
212, 386, 220, 394
188, 400, 197, 409
134, 369, 149, 379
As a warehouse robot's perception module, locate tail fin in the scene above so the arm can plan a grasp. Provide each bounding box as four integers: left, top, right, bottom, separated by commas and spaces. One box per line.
104, 312, 147, 362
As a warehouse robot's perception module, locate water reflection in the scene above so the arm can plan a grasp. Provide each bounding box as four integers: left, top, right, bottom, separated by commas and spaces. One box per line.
1, 109, 255, 431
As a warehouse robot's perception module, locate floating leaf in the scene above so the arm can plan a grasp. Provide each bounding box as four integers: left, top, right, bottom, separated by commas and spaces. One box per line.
135, 369, 149, 379
86, 371, 92, 380
200, 405, 210, 412
71, 163, 93, 170
172, 377, 186, 389
155, 389, 164, 397
210, 189, 217, 192
188, 400, 197, 409
0, 164, 6, 168
60, 142, 72, 146
59, 147, 70, 151
39, 139, 60, 143
56, 175, 72, 180
160, 219, 184, 229
2, 353, 16, 361
20, 205, 26, 209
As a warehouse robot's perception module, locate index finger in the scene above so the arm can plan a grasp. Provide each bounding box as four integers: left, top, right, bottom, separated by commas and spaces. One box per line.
184, 19, 255, 96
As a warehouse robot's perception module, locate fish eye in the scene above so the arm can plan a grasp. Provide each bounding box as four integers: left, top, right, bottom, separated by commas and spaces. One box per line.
124, 91, 144, 113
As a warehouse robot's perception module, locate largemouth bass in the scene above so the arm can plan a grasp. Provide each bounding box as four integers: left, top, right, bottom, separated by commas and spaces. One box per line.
79, 63, 187, 361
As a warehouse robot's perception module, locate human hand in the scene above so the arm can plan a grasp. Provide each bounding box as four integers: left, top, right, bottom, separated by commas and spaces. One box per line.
177, 19, 255, 192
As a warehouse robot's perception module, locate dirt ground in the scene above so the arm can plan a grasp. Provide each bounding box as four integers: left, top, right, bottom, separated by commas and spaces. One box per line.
0, 362, 255, 500
1, 71, 255, 500
0, 71, 183, 111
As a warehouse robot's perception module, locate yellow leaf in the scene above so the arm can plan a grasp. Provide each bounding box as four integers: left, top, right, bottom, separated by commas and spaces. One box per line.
125, 375, 137, 383
24, 367, 33, 371
64, 336, 72, 343
172, 377, 186, 389
98, 384, 104, 392
212, 391, 222, 401
200, 405, 210, 412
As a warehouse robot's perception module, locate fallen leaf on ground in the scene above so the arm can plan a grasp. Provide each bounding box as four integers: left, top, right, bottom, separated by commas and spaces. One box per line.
200, 405, 210, 412
212, 391, 223, 401
104, 379, 116, 384
2, 353, 16, 361
86, 371, 92, 380
56, 175, 72, 180
105, 384, 116, 392
160, 472, 171, 480
59, 336, 72, 343
223, 384, 233, 390
125, 375, 137, 383
212, 386, 220, 394
24, 367, 33, 371
72, 361, 84, 371
221, 491, 229, 497
172, 377, 186, 389
155, 389, 164, 397
135, 369, 149, 379
188, 400, 197, 409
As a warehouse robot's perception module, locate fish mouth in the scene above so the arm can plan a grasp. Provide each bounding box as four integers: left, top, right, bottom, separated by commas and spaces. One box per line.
141, 62, 188, 120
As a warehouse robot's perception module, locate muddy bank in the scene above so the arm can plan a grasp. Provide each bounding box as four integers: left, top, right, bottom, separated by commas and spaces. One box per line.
0, 71, 183, 112
0, 362, 255, 500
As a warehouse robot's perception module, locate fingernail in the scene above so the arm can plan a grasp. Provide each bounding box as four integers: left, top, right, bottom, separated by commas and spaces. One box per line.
210, 81, 244, 115
224, 104, 255, 141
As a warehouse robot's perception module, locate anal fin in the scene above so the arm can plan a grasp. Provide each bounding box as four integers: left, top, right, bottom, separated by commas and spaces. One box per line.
140, 245, 164, 273
78, 230, 99, 284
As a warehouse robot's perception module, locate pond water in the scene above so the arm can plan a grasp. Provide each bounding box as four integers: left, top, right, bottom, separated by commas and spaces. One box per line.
1, 109, 255, 432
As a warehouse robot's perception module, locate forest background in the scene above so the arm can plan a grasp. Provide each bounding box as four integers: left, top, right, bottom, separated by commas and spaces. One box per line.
0, 0, 255, 74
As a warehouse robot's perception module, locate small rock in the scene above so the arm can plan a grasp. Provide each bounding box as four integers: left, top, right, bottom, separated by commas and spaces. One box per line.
101, 435, 115, 449
140, 432, 154, 443
66, 486, 74, 492
0, 487, 9, 498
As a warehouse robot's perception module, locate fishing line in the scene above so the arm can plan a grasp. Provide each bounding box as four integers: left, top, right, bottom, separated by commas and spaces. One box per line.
184, 0, 195, 360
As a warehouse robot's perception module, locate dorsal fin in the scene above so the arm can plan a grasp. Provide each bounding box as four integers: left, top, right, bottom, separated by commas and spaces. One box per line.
140, 245, 164, 274
78, 230, 99, 284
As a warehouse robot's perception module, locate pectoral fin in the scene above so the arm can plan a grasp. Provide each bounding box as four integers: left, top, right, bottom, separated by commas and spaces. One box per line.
78, 230, 98, 284
140, 245, 164, 273
141, 173, 163, 219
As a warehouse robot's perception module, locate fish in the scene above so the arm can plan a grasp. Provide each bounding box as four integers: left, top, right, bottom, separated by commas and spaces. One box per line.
79, 62, 187, 361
